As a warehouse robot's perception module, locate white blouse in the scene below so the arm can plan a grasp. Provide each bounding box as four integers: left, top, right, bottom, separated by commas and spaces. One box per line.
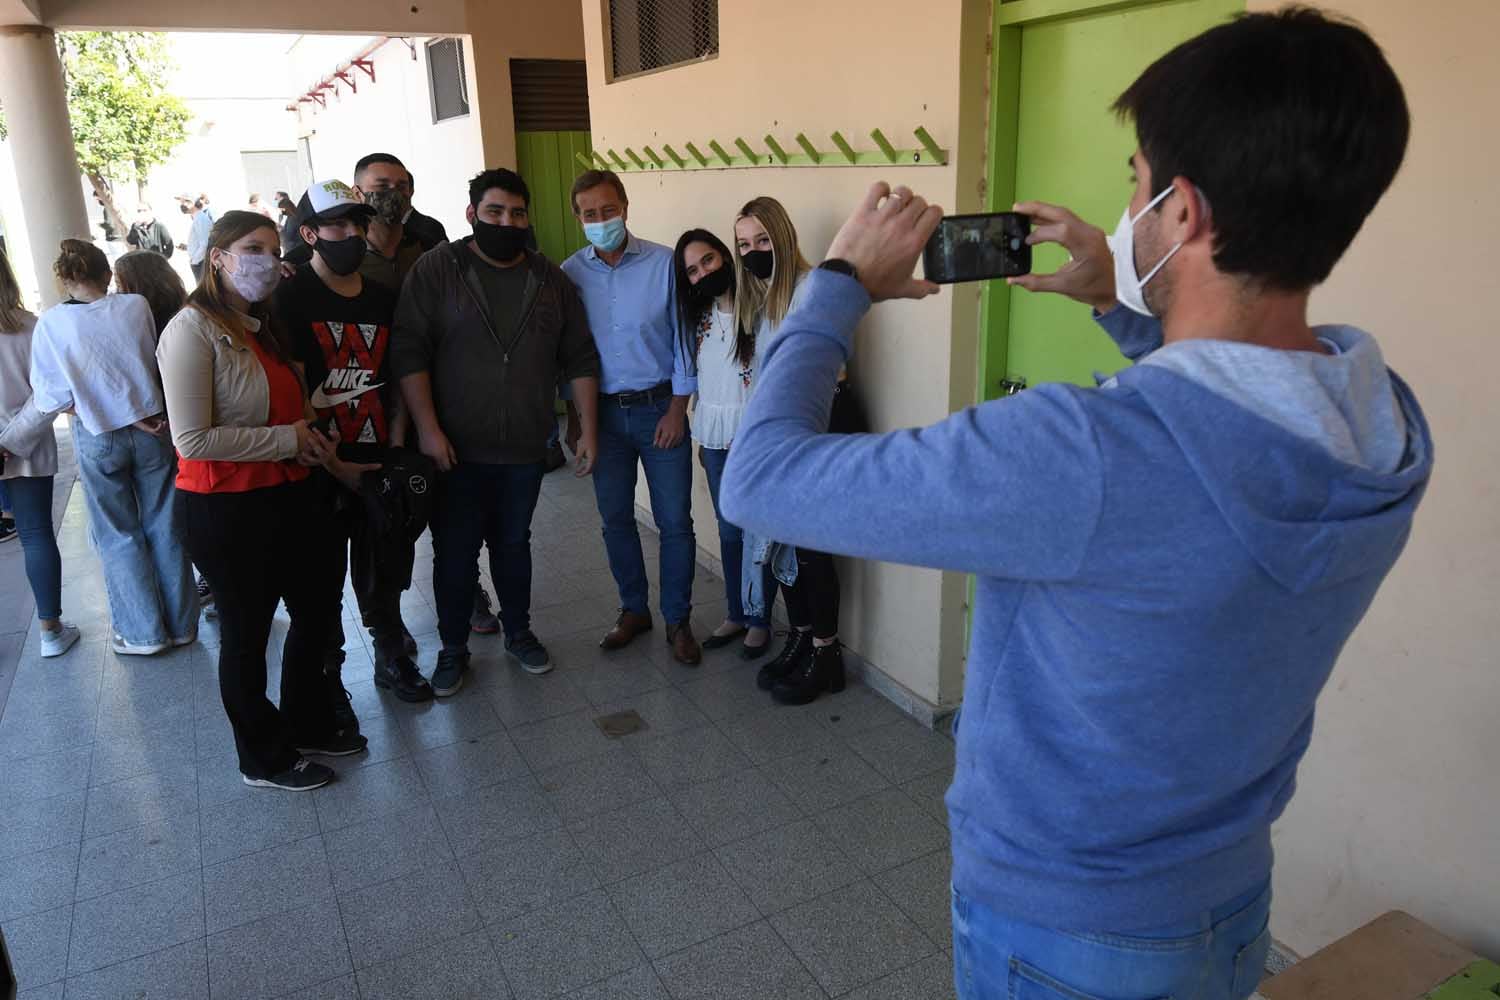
692, 304, 755, 450
29, 294, 163, 435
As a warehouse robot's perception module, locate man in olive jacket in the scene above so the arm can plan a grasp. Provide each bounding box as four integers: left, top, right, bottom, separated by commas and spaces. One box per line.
393, 168, 601, 697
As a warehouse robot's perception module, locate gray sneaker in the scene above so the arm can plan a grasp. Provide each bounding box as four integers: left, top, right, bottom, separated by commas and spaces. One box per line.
40, 623, 81, 658
431, 648, 471, 697
505, 630, 553, 675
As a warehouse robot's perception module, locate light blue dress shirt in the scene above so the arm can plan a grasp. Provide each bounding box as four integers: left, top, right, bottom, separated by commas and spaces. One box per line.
561, 233, 696, 396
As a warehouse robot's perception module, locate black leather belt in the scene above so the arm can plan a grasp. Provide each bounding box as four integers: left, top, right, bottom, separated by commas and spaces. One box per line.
602, 381, 674, 407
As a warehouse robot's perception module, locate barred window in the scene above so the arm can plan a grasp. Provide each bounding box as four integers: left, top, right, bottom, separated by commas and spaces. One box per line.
426, 38, 471, 122
607, 0, 719, 81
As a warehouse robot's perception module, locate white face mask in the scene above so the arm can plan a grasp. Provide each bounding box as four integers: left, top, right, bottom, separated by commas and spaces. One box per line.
1106, 185, 1182, 317
219, 251, 280, 303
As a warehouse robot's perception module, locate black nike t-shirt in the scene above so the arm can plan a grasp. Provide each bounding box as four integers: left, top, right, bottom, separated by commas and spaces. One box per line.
275, 264, 400, 463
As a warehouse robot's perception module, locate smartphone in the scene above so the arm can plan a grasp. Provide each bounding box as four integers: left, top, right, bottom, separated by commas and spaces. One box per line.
310, 415, 337, 441
923, 212, 1032, 283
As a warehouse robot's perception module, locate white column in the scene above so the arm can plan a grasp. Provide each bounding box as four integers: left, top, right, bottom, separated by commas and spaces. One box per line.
0, 25, 90, 309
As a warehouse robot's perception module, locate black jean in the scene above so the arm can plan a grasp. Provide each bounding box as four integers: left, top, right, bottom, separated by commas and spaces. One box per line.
183, 479, 345, 778
432, 461, 545, 648
325, 492, 414, 671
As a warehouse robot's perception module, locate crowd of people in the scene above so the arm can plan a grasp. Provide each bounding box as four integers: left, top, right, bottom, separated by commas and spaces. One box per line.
0, 146, 864, 791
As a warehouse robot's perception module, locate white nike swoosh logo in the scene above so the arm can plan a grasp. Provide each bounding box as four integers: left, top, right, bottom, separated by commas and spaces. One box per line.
310, 382, 384, 409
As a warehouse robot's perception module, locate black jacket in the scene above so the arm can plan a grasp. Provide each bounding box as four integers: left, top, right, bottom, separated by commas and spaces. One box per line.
403, 207, 447, 251
126, 220, 174, 257
391, 240, 600, 464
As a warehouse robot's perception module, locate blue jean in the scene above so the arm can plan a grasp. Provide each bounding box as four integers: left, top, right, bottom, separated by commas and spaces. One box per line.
951, 880, 1273, 1000
72, 422, 197, 644
592, 395, 695, 624
433, 461, 546, 648
7, 476, 62, 620
698, 446, 769, 628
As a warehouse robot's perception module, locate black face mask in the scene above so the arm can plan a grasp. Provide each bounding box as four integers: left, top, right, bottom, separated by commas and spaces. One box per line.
742, 249, 774, 281
690, 265, 732, 304
315, 235, 368, 276
473, 220, 528, 262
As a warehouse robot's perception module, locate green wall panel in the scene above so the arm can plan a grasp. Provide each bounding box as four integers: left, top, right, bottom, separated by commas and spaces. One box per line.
516, 130, 592, 264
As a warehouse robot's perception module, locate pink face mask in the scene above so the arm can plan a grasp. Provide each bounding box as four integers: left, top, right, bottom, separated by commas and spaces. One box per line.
220, 251, 280, 302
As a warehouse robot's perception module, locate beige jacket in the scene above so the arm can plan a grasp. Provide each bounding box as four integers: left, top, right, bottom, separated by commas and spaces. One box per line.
156, 305, 300, 463
0, 313, 60, 479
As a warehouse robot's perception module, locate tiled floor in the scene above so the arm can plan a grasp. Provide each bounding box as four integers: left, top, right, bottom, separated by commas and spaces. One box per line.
0, 460, 959, 999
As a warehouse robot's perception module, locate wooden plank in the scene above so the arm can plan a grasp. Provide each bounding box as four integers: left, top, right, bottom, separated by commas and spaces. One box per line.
1259, 912, 1479, 1000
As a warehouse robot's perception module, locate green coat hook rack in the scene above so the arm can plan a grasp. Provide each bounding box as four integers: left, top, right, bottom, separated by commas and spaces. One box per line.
576, 126, 948, 174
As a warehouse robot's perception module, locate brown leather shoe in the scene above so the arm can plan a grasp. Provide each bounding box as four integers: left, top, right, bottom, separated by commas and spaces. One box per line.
600, 610, 653, 651
667, 620, 702, 666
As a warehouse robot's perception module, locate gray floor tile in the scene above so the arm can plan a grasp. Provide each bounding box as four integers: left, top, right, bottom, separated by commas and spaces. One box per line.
606, 853, 759, 959
357, 929, 511, 1000
602, 686, 714, 738
568, 659, 671, 707
338, 860, 480, 969
761, 747, 891, 813
770, 880, 936, 995
483, 671, 593, 728
509, 709, 617, 771
81, 761, 199, 840
459, 829, 598, 926
193, 710, 238, 761
0, 791, 85, 864
199, 789, 321, 867
675, 671, 768, 722
0, 843, 77, 921
715, 819, 863, 915
87, 722, 193, 788
490, 888, 644, 1000
61, 937, 208, 1000
204, 834, 335, 934
534, 747, 661, 822
0, 707, 96, 762
412, 731, 530, 800
16, 983, 65, 1000
433, 775, 564, 856
667, 767, 801, 848
96, 691, 195, 746
900, 769, 953, 826
3, 903, 72, 989
324, 804, 450, 895
811, 786, 948, 875
196, 751, 255, 811
652, 921, 824, 1000
815, 686, 910, 736
718, 704, 847, 766
394, 690, 503, 751
874, 849, 954, 950
272, 974, 359, 1000
74, 811, 201, 901
567, 797, 704, 884
846, 720, 956, 784
559, 964, 669, 999
205, 897, 351, 1000
0, 748, 91, 807
844, 951, 958, 1000
68, 870, 203, 976
323, 712, 409, 774
312, 757, 428, 834
625, 723, 751, 791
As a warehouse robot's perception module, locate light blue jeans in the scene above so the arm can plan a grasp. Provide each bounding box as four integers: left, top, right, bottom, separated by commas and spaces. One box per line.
72, 422, 197, 644
951, 880, 1272, 1000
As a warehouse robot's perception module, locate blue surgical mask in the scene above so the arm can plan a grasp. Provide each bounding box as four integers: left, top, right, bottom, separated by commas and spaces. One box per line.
584, 217, 627, 253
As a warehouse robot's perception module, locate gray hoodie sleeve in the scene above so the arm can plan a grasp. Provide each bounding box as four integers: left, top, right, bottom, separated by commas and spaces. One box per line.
390, 254, 442, 380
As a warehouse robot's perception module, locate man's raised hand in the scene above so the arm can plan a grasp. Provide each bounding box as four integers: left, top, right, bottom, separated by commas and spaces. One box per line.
826, 182, 944, 303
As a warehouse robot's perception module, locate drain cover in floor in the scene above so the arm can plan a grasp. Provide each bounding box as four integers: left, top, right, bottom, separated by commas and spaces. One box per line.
594, 710, 648, 737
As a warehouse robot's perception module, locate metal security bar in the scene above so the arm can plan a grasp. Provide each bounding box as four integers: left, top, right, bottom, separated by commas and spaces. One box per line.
608, 0, 719, 80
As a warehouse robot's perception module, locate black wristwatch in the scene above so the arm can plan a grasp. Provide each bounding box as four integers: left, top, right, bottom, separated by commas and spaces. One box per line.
818, 258, 859, 282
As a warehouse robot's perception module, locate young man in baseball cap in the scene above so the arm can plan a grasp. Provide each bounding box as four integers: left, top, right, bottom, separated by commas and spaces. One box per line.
275, 179, 435, 710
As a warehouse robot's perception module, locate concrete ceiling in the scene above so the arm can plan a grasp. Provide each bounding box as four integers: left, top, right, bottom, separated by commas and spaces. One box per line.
0, 0, 45, 25
8, 0, 467, 34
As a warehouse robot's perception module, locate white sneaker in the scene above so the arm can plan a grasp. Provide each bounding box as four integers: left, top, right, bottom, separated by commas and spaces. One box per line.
40, 623, 81, 658
171, 631, 197, 647
112, 634, 169, 656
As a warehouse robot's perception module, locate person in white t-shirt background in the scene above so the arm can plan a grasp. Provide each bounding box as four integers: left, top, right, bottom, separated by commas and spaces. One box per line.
27, 239, 197, 655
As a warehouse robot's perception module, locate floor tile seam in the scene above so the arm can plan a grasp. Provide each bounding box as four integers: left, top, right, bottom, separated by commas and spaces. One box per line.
858, 870, 944, 956
266, 971, 359, 1000
53, 932, 211, 994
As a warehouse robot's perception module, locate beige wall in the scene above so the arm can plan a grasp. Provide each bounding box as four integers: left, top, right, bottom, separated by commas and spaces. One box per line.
578, 0, 989, 709
1239, 0, 1500, 961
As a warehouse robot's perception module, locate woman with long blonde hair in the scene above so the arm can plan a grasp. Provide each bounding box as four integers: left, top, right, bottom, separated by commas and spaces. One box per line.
734, 195, 865, 706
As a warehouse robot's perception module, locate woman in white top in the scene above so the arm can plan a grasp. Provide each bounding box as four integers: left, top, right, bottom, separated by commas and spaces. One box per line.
29, 239, 196, 655
674, 228, 773, 659
0, 247, 79, 657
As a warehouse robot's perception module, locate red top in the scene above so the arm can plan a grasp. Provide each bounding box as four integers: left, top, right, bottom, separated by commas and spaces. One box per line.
176, 335, 310, 494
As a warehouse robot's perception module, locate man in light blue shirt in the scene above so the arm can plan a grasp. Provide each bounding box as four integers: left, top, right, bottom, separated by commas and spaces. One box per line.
561, 169, 701, 665
179, 194, 214, 282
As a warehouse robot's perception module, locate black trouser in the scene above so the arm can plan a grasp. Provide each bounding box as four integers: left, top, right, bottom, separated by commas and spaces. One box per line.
784, 548, 840, 639
325, 491, 414, 671
183, 479, 344, 778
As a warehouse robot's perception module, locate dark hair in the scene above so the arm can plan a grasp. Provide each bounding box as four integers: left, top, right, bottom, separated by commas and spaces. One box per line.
353, 152, 407, 181
570, 169, 627, 215
114, 250, 187, 337
186, 210, 290, 359
54, 238, 110, 288
468, 168, 530, 209
672, 229, 751, 368
1113, 6, 1408, 291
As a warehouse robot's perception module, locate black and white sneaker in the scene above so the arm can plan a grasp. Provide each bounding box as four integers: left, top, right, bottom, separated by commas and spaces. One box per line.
296, 729, 369, 757
374, 655, 435, 703
431, 648, 470, 697
505, 630, 553, 675
196, 575, 217, 620
242, 758, 335, 791
0, 516, 16, 543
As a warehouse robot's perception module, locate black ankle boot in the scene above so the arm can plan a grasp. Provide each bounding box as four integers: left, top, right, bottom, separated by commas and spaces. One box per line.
323, 660, 361, 733
758, 629, 813, 691
772, 640, 846, 706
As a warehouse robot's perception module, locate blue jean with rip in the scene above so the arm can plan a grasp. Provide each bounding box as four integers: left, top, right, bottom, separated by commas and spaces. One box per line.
6, 476, 62, 620
951, 879, 1272, 1000
71, 422, 196, 644
591, 395, 695, 624
697, 445, 771, 628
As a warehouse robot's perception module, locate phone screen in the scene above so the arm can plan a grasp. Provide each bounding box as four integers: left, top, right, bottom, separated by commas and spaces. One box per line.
923, 212, 1032, 283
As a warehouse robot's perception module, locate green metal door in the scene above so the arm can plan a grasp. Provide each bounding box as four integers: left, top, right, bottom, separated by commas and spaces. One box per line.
981, 0, 1243, 395
516, 130, 593, 263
